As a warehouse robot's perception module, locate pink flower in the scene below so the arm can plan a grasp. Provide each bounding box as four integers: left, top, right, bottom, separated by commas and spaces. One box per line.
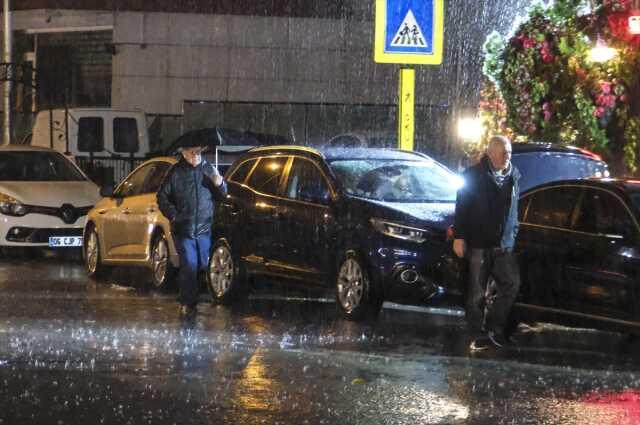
600, 81, 612, 95
542, 102, 553, 122
594, 107, 606, 118
540, 41, 555, 63
517, 34, 537, 49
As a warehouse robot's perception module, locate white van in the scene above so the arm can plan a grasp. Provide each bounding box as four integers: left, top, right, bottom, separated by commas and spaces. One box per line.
30, 108, 150, 158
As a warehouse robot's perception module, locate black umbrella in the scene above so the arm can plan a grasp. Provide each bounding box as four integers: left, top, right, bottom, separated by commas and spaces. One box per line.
165, 128, 222, 154
166, 127, 291, 154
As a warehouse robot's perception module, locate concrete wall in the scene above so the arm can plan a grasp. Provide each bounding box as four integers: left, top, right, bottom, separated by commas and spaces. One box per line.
10, 1, 534, 161
109, 11, 399, 115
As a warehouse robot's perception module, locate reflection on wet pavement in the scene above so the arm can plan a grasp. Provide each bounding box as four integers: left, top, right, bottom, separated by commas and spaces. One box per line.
1, 257, 640, 424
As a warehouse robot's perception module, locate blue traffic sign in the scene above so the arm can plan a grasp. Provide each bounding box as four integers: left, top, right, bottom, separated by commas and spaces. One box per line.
374, 0, 444, 65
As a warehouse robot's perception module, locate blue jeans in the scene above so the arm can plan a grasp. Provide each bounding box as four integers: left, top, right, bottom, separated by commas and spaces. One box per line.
174, 233, 211, 306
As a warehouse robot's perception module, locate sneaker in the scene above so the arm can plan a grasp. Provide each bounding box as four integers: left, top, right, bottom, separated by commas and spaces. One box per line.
487, 331, 509, 348
469, 337, 489, 352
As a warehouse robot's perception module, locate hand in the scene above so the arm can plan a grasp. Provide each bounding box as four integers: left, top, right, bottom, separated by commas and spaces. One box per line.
212, 174, 223, 187
453, 239, 466, 258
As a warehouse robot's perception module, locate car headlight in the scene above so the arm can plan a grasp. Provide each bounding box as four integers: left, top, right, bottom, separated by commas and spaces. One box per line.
370, 218, 427, 243
0, 192, 29, 217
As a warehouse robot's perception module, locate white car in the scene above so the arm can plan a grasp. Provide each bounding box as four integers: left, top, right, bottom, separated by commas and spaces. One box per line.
0, 145, 100, 252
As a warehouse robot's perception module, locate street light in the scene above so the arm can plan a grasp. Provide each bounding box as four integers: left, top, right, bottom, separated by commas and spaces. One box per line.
589, 35, 617, 63
457, 117, 482, 142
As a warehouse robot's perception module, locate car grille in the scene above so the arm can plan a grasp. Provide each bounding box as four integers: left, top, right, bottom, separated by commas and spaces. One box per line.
6, 227, 83, 243
25, 204, 92, 225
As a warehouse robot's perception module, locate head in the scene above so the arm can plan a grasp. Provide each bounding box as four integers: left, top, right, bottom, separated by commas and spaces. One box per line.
180, 147, 204, 167
486, 135, 512, 172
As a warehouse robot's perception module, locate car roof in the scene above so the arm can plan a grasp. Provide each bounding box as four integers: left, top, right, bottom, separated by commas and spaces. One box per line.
522, 178, 638, 195
512, 142, 601, 159
0, 145, 61, 153
247, 145, 429, 162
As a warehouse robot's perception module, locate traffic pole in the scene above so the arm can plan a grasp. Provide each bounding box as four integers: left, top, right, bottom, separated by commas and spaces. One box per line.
398, 67, 415, 151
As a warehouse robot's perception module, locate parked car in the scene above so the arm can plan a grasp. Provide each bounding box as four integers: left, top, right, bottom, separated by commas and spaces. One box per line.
0, 145, 100, 253
207, 146, 463, 319
510, 142, 609, 192
510, 178, 640, 334
83, 157, 179, 288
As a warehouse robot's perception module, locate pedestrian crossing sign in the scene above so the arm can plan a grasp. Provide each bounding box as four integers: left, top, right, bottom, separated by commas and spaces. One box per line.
374, 0, 444, 65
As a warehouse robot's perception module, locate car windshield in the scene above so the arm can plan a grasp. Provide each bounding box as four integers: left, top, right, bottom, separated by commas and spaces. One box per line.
0, 151, 85, 182
329, 158, 459, 203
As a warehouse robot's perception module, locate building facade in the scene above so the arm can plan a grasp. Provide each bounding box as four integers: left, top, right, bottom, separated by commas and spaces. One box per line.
7, 0, 531, 161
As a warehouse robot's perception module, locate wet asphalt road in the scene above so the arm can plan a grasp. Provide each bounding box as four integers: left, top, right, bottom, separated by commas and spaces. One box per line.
1, 255, 640, 424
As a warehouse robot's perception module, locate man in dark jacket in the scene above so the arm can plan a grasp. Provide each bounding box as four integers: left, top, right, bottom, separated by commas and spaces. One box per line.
453, 135, 521, 350
157, 146, 227, 316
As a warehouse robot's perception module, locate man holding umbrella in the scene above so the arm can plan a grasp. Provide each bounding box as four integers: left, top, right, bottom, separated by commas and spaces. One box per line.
157, 144, 227, 316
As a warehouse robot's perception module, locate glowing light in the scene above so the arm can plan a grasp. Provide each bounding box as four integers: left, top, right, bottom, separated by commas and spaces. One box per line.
629, 16, 640, 35
589, 37, 617, 63
457, 117, 482, 142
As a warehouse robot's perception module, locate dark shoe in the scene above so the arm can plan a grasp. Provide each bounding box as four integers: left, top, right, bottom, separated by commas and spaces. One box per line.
469, 336, 489, 352
180, 304, 197, 316
488, 331, 509, 348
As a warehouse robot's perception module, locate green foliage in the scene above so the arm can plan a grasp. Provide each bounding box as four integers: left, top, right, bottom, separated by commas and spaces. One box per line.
481, 0, 640, 174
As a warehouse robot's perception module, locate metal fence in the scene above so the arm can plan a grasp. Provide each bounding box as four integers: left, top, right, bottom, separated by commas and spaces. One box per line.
75, 156, 145, 187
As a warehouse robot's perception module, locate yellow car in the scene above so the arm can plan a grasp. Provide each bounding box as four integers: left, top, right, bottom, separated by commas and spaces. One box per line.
83, 157, 179, 289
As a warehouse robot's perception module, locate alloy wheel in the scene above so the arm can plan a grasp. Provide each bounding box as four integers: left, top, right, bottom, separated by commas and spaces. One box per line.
337, 258, 365, 313
151, 237, 169, 287
86, 230, 99, 274
209, 244, 234, 298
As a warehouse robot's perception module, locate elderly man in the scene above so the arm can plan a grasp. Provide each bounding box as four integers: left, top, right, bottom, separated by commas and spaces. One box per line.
157, 146, 227, 316
453, 135, 522, 350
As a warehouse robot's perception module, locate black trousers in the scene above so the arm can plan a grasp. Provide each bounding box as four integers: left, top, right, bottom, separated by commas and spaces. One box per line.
466, 248, 521, 336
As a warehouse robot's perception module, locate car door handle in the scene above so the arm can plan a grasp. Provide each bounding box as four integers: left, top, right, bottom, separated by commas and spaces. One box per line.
98, 209, 107, 215
272, 211, 285, 221
123, 208, 131, 215
146, 207, 156, 213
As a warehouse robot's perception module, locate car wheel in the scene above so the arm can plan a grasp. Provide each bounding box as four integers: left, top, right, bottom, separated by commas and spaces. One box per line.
149, 232, 176, 290
335, 253, 382, 320
85, 226, 105, 280
207, 239, 247, 305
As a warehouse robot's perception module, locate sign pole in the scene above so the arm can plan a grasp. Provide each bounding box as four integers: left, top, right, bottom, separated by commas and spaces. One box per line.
374, 0, 444, 152
398, 67, 415, 151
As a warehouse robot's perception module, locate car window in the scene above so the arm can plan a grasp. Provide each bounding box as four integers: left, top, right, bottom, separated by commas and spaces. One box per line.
329, 159, 458, 203
285, 158, 330, 203
228, 158, 257, 184
113, 118, 139, 153
143, 162, 172, 194
524, 186, 582, 228
246, 156, 288, 196
115, 163, 154, 197
0, 151, 85, 181
78, 117, 104, 152
512, 152, 607, 192
574, 188, 636, 237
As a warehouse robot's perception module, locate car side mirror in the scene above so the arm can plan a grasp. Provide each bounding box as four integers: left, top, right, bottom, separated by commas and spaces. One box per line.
100, 185, 114, 198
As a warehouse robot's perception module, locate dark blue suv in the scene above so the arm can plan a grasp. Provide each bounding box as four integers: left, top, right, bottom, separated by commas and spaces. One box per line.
207, 146, 461, 319
510, 142, 609, 192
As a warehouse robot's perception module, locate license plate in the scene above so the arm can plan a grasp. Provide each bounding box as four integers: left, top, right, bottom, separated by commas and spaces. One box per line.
48, 236, 83, 247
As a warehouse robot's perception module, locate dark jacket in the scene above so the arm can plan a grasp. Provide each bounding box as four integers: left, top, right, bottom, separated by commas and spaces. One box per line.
454, 156, 521, 250
157, 158, 228, 239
